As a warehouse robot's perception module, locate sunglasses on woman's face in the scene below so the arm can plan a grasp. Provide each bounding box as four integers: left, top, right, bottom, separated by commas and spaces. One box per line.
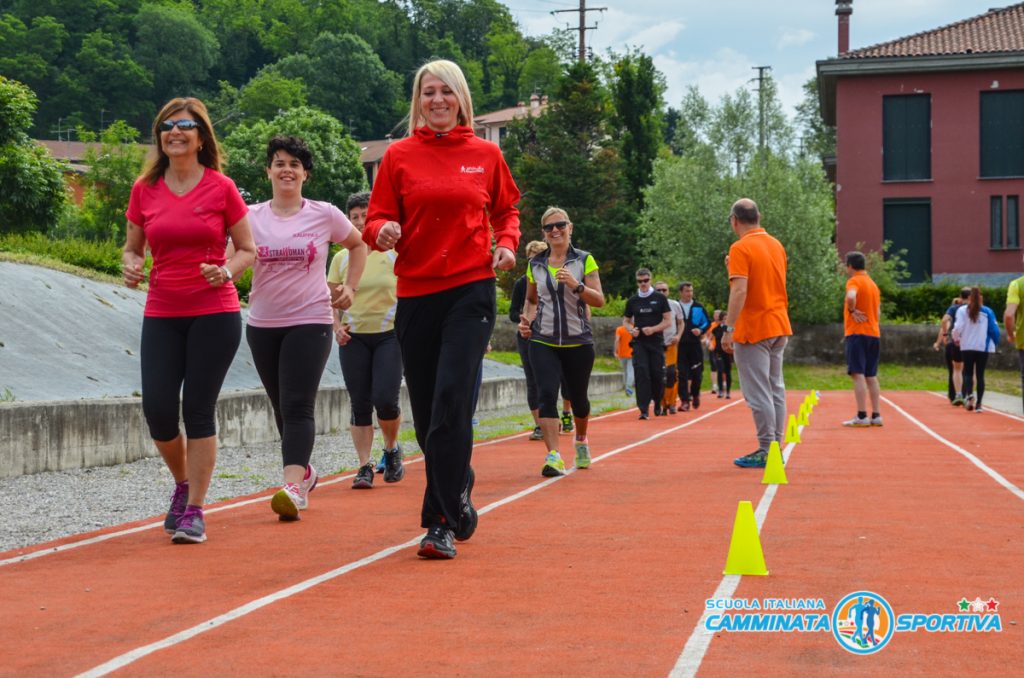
542, 220, 569, 232
159, 119, 201, 132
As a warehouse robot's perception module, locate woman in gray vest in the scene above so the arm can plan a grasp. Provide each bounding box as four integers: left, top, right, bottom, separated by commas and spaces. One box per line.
518, 207, 606, 476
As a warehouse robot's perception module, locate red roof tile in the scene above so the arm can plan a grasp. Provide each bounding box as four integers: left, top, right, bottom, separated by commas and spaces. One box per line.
844, 3, 1024, 59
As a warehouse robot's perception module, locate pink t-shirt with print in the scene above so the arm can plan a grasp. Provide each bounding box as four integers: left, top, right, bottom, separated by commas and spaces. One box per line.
125, 169, 249, 317
247, 199, 353, 328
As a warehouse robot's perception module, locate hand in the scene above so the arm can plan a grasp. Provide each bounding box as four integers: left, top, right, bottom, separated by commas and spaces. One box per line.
722, 330, 734, 352
492, 246, 515, 271
642, 327, 655, 336
851, 309, 867, 323
691, 328, 701, 336
199, 262, 230, 287
332, 284, 356, 310
555, 266, 578, 288
629, 327, 640, 338
334, 323, 351, 346
122, 252, 145, 288
932, 341, 941, 352
377, 221, 401, 250
518, 316, 532, 339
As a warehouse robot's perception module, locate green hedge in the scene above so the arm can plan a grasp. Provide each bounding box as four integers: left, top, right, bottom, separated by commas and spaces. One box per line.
0, 232, 122, 276
887, 284, 1008, 323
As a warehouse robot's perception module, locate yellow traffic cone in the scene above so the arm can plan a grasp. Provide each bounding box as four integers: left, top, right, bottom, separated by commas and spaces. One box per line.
723, 500, 769, 575
784, 414, 801, 443
798, 403, 810, 426
762, 441, 788, 485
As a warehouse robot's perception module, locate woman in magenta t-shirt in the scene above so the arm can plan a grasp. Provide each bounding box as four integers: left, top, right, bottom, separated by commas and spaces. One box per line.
123, 97, 256, 545
245, 135, 367, 521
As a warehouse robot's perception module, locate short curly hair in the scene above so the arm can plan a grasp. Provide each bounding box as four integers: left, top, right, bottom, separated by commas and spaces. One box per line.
265, 135, 314, 171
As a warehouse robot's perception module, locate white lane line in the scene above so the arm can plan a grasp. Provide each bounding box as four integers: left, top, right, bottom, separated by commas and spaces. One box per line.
0, 407, 634, 568
884, 395, 1024, 502
669, 438, 796, 678
925, 391, 1024, 422
76, 400, 741, 677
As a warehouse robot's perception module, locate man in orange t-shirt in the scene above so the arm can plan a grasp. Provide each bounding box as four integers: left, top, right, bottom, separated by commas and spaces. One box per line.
842, 251, 882, 427
614, 324, 635, 396
722, 198, 793, 468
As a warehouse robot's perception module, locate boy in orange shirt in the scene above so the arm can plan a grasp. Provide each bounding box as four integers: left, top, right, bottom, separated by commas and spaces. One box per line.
614, 324, 635, 396
842, 251, 882, 427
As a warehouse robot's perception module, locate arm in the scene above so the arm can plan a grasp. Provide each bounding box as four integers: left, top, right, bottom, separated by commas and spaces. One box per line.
674, 308, 684, 344
201, 214, 256, 286
722, 276, 748, 351
122, 221, 147, 288
1006, 303, 1019, 345
509, 276, 525, 323
642, 311, 672, 336
363, 150, 401, 252
554, 266, 605, 308
488, 151, 522, 258
934, 314, 952, 350
623, 316, 640, 339
846, 286, 867, 323
951, 308, 963, 343
331, 229, 367, 310
518, 281, 538, 339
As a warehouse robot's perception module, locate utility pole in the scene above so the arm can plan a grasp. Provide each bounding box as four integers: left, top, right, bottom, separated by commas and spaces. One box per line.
551, 0, 607, 63
751, 65, 772, 151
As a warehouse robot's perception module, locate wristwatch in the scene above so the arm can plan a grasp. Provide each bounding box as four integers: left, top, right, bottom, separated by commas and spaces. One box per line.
574, 282, 586, 295
723, 324, 734, 332
221, 266, 233, 281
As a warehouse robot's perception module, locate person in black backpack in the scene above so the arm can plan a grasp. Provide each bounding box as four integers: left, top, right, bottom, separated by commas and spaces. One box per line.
675, 282, 710, 410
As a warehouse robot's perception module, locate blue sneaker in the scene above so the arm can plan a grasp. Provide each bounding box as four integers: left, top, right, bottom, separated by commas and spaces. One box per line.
375, 456, 386, 474
733, 450, 768, 468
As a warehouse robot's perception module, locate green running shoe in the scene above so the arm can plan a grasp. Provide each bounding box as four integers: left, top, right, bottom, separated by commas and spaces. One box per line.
541, 451, 566, 477
574, 440, 591, 469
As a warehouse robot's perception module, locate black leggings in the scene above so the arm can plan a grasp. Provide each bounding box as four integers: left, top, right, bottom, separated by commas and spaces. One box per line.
715, 350, 733, 393
631, 339, 665, 412
678, 342, 705, 401
396, 279, 495, 529
516, 334, 539, 411
528, 342, 594, 420
246, 323, 332, 468
141, 312, 241, 441
339, 330, 403, 426
961, 350, 989, 406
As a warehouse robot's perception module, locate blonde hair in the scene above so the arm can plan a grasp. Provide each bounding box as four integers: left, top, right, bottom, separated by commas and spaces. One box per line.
540, 206, 570, 225
140, 97, 222, 185
407, 60, 474, 136
524, 240, 548, 258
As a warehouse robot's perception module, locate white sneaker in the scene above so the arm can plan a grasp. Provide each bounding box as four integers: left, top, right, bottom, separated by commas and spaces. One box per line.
870, 415, 883, 426
297, 464, 318, 509
271, 483, 302, 521
843, 416, 871, 427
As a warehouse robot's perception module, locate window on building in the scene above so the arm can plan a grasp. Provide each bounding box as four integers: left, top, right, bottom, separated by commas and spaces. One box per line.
990, 195, 1021, 250
883, 94, 931, 181
980, 91, 1024, 178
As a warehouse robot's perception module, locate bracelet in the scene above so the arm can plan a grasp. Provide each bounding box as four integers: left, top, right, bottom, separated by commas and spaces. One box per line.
221, 266, 232, 281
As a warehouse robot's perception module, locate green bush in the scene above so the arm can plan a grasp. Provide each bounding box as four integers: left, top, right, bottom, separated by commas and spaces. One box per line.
0, 232, 122, 276
886, 284, 1007, 323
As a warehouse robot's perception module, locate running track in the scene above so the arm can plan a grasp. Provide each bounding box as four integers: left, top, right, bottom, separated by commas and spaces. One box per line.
1, 391, 1020, 676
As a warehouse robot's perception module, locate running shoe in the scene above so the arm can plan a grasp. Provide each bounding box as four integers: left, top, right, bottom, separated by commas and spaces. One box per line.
725, 391, 731, 399
297, 464, 318, 509
680, 401, 691, 412
352, 462, 375, 489
711, 384, 718, 394
374, 456, 386, 474
561, 412, 574, 434
382, 444, 405, 483
654, 407, 665, 416
717, 392, 725, 399
692, 394, 701, 410
529, 426, 544, 440
964, 394, 976, 411
455, 466, 477, 542
733, 450, 768, 468
164, 480, 189, 535
417, 524, 456, 559
843, 416, 871, 427
975, 405, 984, 413
870, 415, 884, 427
952, 393, 964, 407
574, 440, 591, 469
668, 405, 677, 414
541, 451, 566, 477
172, 505, 206, 544
638, 412, 649, 420
271, 483, 302, 521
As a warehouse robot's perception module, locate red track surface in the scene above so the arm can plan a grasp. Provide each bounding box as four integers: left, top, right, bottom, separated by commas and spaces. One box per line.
1, 391, 1020, 677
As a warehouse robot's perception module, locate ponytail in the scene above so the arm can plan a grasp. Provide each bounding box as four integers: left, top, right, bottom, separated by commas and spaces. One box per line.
967, 286, 981, 323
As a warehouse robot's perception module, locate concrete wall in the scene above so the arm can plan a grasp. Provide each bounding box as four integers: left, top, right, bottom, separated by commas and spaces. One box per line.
0, 373, 624, 479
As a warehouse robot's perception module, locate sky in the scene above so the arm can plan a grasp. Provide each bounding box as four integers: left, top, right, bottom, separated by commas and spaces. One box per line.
505, 0, 1011, 116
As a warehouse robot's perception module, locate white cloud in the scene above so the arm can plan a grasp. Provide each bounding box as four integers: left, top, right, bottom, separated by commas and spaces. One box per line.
776, 28, 815, 50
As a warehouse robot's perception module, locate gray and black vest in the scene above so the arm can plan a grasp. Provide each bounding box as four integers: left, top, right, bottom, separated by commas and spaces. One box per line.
529, 245, 593, 346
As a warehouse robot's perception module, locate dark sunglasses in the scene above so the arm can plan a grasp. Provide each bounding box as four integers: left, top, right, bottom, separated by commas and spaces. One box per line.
542, 220, 570, 232
159, 119, 201, 132
655, 288, 669, 293
636, 278, 651, 284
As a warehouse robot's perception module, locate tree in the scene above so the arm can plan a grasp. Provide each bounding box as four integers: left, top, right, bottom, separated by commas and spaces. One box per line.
222, 106, 366, 207
504, 61, 636, 294
485, 27, 529, 108
63, 120, 147, 242
795, 76, 836, 160
133, 3, 220, 106
518, 46, 562, 102
0, 77, 67, 233
611, 52, 664, 207
237, 70, 307, 122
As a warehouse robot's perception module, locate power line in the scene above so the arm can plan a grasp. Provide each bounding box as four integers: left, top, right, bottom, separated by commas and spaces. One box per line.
550, 1, 607, 63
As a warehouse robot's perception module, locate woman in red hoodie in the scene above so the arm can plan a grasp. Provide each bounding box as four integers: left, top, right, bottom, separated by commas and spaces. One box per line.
363, 59, 521, 559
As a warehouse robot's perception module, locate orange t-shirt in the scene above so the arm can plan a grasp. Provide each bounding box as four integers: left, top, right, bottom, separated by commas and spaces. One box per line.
844, 270, 881, 337
728, 227, 792, 344
614, 325, 634, 358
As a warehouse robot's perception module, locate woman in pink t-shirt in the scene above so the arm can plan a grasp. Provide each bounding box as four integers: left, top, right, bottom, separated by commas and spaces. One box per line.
245, 135, 367, 521
123, 97, 256, 545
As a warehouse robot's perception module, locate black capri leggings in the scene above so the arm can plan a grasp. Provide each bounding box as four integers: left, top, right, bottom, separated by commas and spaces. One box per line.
715, 350, 733, 393
339, 330, 403, 426
246, 323, 333, 468
141, 311, 242, 441
961, 349, 989, 406
528, 342, 594, 420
